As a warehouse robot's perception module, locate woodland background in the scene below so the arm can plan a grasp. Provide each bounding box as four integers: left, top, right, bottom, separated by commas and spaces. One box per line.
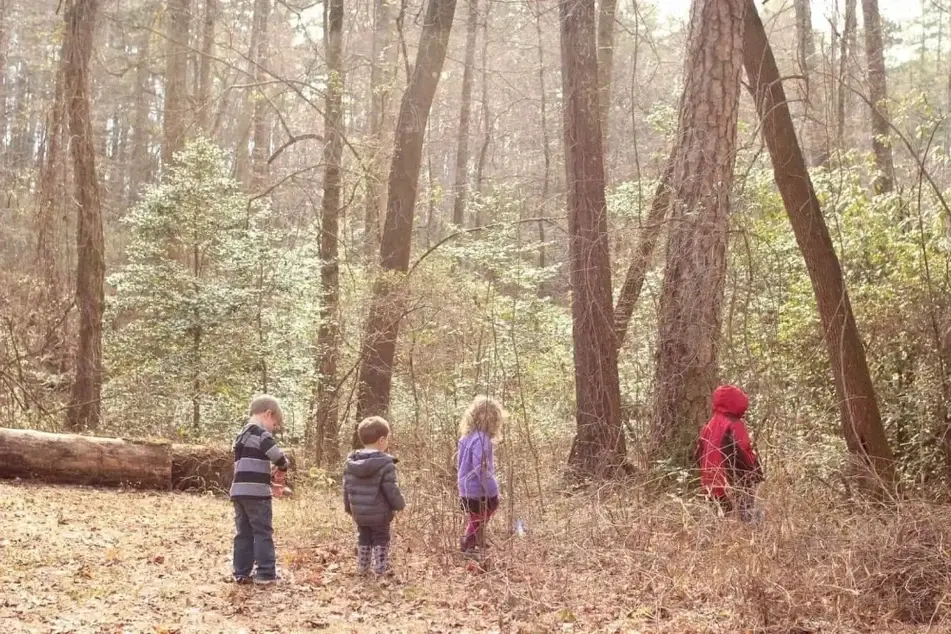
3, 0, 951, 491
8, 0, 951, 631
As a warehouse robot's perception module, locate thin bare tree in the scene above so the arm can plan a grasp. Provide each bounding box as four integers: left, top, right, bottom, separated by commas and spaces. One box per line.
450, 0, 479, 227
560, 0, 628, 478
363, 0, 397, 257
743, 0, 895, 488
63, 0, 105, 431
314, 0, 345, 466
162, 0, 190, 166
354, 0, 457, 426
861, 0, 896, 192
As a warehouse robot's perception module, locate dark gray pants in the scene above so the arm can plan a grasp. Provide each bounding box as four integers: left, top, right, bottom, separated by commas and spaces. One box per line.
357, 523, 391, 548
233, 498, 276, 580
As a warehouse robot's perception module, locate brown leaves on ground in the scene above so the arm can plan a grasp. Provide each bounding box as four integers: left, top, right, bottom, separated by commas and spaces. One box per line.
0, 480, 947, 633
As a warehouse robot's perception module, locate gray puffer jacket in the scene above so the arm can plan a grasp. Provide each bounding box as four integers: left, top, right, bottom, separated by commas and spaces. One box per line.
343, 450, 406, 526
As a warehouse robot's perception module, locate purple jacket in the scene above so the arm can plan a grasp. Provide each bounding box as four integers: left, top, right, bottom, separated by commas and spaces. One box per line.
457, 431, 499, 499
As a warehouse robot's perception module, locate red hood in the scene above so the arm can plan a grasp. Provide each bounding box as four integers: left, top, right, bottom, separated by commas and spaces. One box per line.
712, 385, 748, 417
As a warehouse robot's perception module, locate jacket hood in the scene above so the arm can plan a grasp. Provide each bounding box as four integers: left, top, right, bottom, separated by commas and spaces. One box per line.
712, 385, 749, 418
344, 450, 395, 478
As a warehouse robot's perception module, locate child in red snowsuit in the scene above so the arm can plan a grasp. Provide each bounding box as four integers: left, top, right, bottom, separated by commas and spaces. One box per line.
697, 385, 763, 522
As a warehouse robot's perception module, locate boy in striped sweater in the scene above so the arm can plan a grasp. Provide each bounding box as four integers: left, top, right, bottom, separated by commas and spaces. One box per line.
230, 394, 291, 586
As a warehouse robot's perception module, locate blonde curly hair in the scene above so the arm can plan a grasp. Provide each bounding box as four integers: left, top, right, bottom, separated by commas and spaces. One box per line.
458, 395, 506, 439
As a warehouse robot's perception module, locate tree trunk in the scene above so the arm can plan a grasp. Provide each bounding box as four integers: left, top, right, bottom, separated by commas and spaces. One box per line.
534, 5, 551, 269
596, 0, 616, 154
162, 0, 190, 167
836, 0, 856, 151
861, 0, 896, 193
249, 0, 270, 191
0, 428, 173, 489
363, 0, 396, 257
613, 157, 674, 348
64, 0, 105, 432
170, 443, 233, 492
0, 428, 287, 493
450, 0, 479, 227
354, 0, 457, 424
233, 0, 264, 186
36, 53, 66, 299
794, 0, 826, 166
314, 0, 344, 467
130, 23, 153, 198
0, 1, 10, 171
560, 0, 627, 479
196, 0, 216, 133
742, 0, 895, 487
651, 0, 746, 462
473, 2, 492, 202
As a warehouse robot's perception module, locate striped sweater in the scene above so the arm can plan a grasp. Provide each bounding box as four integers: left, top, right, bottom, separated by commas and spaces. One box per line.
230, 421, 290, 499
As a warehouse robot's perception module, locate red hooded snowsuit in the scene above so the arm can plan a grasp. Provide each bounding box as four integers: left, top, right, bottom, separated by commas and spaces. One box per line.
698, 386, 762, 499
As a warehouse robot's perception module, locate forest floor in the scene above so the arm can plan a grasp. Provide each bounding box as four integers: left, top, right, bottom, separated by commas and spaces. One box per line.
0, 479, 947, 634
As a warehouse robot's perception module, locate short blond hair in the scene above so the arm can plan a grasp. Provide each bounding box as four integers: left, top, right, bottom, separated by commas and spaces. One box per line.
357, 416, 391, 445
458, 395, 506, 439
249, 394, 283, 424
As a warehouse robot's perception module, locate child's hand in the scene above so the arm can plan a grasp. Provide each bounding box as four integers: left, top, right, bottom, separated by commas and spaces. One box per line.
271, 469, 287, 498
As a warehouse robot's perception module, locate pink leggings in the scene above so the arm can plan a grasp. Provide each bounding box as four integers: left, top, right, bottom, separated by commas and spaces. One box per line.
460, 497, 499, 549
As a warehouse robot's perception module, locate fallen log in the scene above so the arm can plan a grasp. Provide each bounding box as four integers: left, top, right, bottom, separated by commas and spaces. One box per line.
0, 428, 296, 493
171, 443, 233, 493
0, 427, 172, 489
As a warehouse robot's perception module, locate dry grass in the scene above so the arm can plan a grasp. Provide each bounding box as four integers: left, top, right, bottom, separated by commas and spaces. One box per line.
1, 473, 949, 633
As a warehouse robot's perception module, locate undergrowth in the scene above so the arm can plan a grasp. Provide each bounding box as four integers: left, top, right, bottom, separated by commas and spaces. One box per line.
3, 461, 950, 633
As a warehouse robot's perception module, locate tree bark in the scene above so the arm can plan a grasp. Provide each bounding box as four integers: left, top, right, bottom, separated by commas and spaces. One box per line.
162, 0, 190, 167
64, 0, 105, 432
314, 0, 344, 467
743, 0, 895, 487
473, 2, 492, 202
861, 0, 896, 193
836, 0, 856, 152
793, 0, 826, 166
36, 52, 66, 299
534, 4, 551, 269
363, 0, 397, 257
130, 23, 154, 197
0, 428, 290, 493
354, 0, 457, 424
651, 0, 746, 461
596, 0, 616, 154
0, 0, 10, 171
249, 0, 270, 191
560, 0, 627, 479
0, 428, 173, 489
613, 158, 674, 348
450, 0, 479, 227
196, 0, 216, 133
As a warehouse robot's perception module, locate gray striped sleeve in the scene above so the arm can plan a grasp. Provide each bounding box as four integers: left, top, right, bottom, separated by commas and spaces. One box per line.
236, 457, 271, 474
260, 431, 289, 469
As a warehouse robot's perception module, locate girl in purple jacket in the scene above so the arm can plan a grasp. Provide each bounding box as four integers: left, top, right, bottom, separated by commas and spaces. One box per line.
456, 395, 506, 552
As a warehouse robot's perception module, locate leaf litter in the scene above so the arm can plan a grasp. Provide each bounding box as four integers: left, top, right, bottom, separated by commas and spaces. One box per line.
0, 481, 944, 633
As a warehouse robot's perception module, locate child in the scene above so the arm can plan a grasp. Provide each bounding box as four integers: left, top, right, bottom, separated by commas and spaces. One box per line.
344, 416, 406, 576
697, 385, 764, 523
230, 394, 291, 586
456, 395, 505, 552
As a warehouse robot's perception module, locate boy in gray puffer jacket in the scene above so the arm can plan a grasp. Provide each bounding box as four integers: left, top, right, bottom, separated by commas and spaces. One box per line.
344, 416, 406, 575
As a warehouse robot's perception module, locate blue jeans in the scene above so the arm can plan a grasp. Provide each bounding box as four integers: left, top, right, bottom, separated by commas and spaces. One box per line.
232, 498, 276, 580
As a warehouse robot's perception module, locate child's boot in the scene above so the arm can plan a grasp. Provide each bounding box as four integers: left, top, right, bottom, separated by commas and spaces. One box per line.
372, 545, 390, 575
356, 545, 372, 575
